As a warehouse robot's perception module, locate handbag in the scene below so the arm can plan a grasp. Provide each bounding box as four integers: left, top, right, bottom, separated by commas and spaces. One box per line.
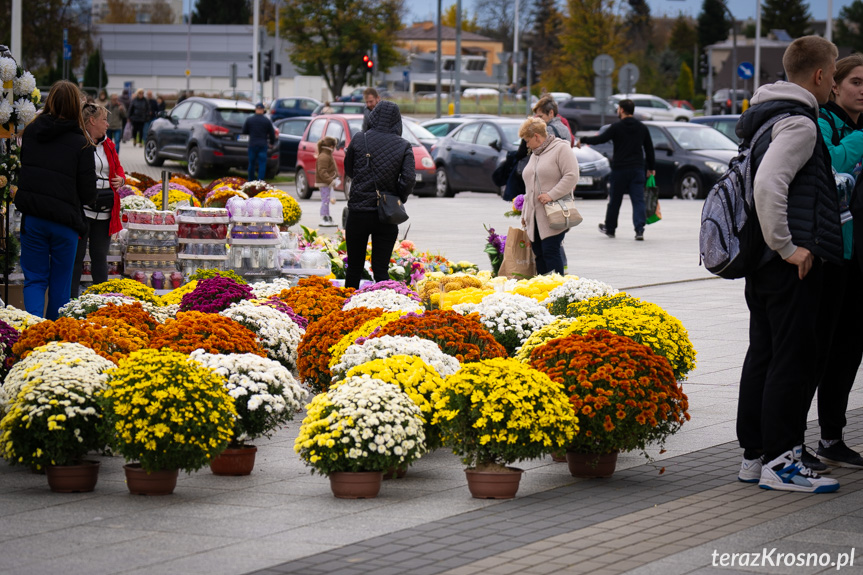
645, 174, 661, 224
363, 133, 409, 226
536, 172, 582, 230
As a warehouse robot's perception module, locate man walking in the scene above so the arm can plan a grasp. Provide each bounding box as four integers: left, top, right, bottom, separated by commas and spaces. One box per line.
578, 99, 654, 241
361, 87, 381, 131
242, 102, 276, 181
735, 36, 842, 493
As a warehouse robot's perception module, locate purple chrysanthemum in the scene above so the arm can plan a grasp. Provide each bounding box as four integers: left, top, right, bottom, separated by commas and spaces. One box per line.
259, 297, 309, 329
143, 182, 193, 198
179, 276, 254, 314
512, 194, 525, 212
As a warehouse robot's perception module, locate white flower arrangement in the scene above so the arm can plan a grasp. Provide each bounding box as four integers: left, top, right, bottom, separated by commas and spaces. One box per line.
0, 100, 11, 125
220, 300, 305, 373
0, 305, 46, 331
342, 289, 424, 313
189, 350, 309, 442
455, 292, 554, 355
58, 293, 138, 319
120, 195, 157, 211
12, 98, 35, 126
12, 71, 35, 96
0, 58, 16, 83
542, 277, 618, 313
240, 180, 275, 194
149, 304, 179, 324
249, 278, 294, 299
0, 342, 115, 418
330, 335, 460, 383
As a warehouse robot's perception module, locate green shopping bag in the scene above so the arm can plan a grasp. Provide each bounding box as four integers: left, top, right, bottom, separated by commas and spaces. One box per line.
645, 175, 661, 224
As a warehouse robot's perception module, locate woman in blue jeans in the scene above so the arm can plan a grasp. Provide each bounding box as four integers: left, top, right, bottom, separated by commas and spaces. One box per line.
14, 81, 97, 319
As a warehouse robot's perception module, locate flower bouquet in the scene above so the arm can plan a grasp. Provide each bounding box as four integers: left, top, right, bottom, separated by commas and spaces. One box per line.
149, 311, 266, 356
504, 194, 524, 218
179, 276, 254, 314
143, 181, 193, 199
0, 56, 39, 134
240, 180, 275, 196
204, 187, 248, 208
294, 374, 425, 497
120, 194, 156, 211
543, 278, 618, 315
330, 334, 461, 385
250, 278, 295, 299
152, 189, 202, 210
432, 357, 577, 497
528, 330, 689, 461
170, 175, 206, 204
0, 342, 114, 491
327, 312, 407, 366
84, 279, 162, 305
0, 305, 45, 331
453, 292, 554, 356
220, 300, 305, 372
13, 317, 150, 364
206, 176, 246, 193
101, 349, 237, 492
483, 225, 506, 277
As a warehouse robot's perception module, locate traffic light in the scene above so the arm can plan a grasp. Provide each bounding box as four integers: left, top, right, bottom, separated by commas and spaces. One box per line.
698, 54, 708, 78
363, 53, 374, 73
262, 49, 273, 82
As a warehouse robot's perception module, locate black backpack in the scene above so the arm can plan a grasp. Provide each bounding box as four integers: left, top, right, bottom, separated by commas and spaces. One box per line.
699, 114, 787, 279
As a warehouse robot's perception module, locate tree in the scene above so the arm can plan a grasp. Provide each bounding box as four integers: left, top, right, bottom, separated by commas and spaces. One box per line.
697, 0, 729, 50
83, 49, 108, 90
668, 15, 698, 71
193, 0, 251, 24
835, 0, 863, 54
147, 0, 176, 24
761, 0, 812, 39
101, 0, 136, 23
281, 0, 404, 97
526, 0, 564, 90
474, 0, 532, 52
441, 4, 479, 32
676, 62, 694, 101
625, 0, 652, 53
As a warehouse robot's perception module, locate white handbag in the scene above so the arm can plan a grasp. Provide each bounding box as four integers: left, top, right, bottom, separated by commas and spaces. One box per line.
536, 172, 583, 230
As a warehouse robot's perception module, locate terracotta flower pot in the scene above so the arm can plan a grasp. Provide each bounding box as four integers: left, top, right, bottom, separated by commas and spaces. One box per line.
45, 460, 100, 493
464, 467, 524, 499
566, 451, 618, 478
123, 463, 179, 496
210, 445, 257, 476
328, 471, 383, 499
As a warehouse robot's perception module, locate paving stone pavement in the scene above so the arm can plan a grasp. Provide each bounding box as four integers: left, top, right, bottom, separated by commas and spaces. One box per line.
1, 146, 862, 574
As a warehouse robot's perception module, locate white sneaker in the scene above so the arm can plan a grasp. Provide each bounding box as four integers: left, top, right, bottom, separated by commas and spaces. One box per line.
738, 456, 762, 483
759, 446, 840, 493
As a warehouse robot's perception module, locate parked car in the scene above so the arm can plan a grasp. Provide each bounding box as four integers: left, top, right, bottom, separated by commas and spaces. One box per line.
274, 116, 313, 171
691, 115, 741, 144
293, 114, 437, 199
337, 88, 367, 102
704, 89, 752, 115
610, 94, 694, 122
548, 92, 573, 103
312, 101, 367, 116
558, 97, 620, 132
144, 97, 279, 179
431, 118, 612, 198
670, 100, 695, 112
419, 115, 496, 138
268, 97, 321, 121
585, 121, 737, 199
403, 117, 439, 152
463, 88, 499, 98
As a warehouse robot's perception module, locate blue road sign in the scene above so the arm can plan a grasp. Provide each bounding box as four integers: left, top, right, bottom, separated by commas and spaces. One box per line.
63, 43, 71, 61
738, 62, 754, 80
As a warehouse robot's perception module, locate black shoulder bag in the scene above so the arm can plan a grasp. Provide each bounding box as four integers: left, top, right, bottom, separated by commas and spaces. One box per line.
363, 133, 409, 225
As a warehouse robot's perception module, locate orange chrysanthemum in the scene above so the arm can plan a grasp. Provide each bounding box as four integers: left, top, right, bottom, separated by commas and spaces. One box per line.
13, 316, 150, 364
87, 302, 159, 337
149, 311, 265, 356
277, 277, 355, 325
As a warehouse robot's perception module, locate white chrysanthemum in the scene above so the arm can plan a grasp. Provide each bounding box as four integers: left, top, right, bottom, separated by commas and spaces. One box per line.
58, 293, 139, 319
0, 305, 46, 331
542, 278, 618, 308
0, 100, 12, 125
457, 292, 554, 354
13, 99, 36, 126
0, 58, 16, 82
330, 335, 460, 383
12, 71, 36, 96
220, 300, 304, 372
120, 195, 157, 211
149, 304, 179, 324
250, 278, 294, 298
342, 289, 424, 313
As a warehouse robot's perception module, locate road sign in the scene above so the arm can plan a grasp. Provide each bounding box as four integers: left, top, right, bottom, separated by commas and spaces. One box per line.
63, 43, 71, 61
592, 54, 615, 77
738, 62, 754, 80
594, 75, 613, 101
185, 69, 191, 77
618, 63, 639, 94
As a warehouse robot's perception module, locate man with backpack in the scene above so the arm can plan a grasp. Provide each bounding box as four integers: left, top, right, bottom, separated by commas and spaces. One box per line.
734, 36, 843, 493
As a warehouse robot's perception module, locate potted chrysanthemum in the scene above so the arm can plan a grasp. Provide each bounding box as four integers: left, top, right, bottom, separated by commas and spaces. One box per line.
294, 374, 426, 498
432, 357, 578, 499
100, 349, 237, 495
189, 350, 308, 475
453, 292, 554, 356
219, 300, 305, 373
0, 342, 115, 492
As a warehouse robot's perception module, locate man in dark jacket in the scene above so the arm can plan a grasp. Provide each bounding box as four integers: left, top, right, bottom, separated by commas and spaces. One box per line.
343, 100, 415, 288
734, 36, 842, 494
242, 103, 276, 181
578, 99, 655, 240
361, 87, 381, 132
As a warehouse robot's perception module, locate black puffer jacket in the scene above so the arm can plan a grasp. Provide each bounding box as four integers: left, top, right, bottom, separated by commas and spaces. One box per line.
738, 100, 843, 265
345, 100, 415, 212
15, 114, 96, 236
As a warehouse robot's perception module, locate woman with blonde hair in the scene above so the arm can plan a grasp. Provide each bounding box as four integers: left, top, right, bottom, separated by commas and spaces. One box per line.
14, 80, 96, 318
518, 117, 579, 275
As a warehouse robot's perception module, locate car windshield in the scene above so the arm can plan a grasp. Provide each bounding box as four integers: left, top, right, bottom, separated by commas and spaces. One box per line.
215, 108, 255, 125
405, 121, 437, 140
666, 125, 737, 151
500, 124, 521, 146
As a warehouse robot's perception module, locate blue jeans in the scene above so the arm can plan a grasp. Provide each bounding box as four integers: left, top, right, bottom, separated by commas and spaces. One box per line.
605, 167, 647, 234
20, 215, 79, 320
142, 121, 151, 142
532, 223, 567, 275
248, 145, 268, 181
108, 129, 123, 152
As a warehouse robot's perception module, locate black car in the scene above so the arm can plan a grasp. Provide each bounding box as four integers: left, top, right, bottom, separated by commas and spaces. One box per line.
420, 115, 496, 138
275, 116, 313, 171
144, 97, 279, 179
268, 97, 321, 121
690, 115, 741, 144
558, 97, 618, 132
585, 121, 737, 199
431, 118, 611, 198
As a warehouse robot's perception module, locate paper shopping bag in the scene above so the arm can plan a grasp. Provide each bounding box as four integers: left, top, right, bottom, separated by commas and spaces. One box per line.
497, 227, 536, 279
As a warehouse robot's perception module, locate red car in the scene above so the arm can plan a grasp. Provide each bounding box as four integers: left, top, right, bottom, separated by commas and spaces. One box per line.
294, 114, 437, 199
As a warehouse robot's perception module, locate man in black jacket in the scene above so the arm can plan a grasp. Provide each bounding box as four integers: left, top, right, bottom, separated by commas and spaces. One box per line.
242, 103, 276, 181
578, 99, 655, 240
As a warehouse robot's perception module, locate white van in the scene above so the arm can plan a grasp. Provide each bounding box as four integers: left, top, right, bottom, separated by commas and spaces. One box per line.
610, 94, 694, 122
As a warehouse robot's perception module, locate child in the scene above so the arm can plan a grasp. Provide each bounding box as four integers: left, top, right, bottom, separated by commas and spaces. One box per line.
315, 136, 339, 226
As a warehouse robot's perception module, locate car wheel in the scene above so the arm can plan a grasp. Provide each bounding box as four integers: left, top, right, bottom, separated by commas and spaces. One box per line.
144, 138, 164, 166
295, 168, 312, 199
435, 166, 454, 198
676, 171, 703, 200
187, 146, 207, 179
265, 164, 278, 180
675, 117, 689, 122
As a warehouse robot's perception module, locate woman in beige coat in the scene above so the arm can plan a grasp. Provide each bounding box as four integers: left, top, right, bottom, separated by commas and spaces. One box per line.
519, 117, 579, 274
